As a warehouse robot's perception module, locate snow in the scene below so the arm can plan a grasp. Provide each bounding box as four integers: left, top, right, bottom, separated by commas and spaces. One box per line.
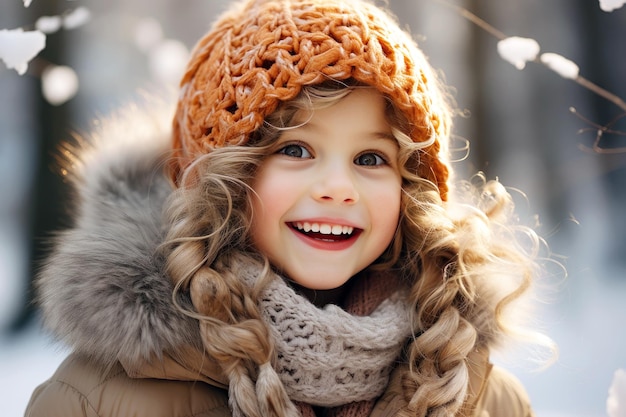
0, 230, 28, 330
33, 7, 91, 35
23, 0, 33, 7
0, 326, 70, 417
540, 53, 580, 80
497, 36, 540, 70
35, 15, 63, 34
133, 17, 189, 84
608, 369, 626, 417
0, 29, 45, 75
148, 39, 189, 84
62, 7, 92, 30
41, 65, 79, 105
599, 0, 626, 12
134, 17, 164, 52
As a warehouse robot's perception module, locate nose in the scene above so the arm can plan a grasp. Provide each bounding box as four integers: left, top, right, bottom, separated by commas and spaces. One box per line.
311, 163, 359, 205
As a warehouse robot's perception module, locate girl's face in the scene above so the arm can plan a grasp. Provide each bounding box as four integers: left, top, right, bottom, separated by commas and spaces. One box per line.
250, 88, 402, 290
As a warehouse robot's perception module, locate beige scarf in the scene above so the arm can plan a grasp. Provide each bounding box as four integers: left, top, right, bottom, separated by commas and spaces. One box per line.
236, 262, 412, 417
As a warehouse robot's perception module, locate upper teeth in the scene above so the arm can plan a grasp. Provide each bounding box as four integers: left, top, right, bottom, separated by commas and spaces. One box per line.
294, 222, 354, 235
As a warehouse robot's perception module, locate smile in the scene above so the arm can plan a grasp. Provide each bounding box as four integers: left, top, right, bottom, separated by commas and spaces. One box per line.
293, 222, 354, 235
288, 221, 361, 244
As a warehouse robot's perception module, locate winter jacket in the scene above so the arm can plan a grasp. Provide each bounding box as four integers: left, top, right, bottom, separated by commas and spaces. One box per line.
25, 105, 535, 417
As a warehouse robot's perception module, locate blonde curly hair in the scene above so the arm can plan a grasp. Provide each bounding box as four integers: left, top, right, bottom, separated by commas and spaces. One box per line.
164, 80, 554, 417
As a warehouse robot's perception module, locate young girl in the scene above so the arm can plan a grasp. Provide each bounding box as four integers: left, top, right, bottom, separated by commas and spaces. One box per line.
26, 0, 553, 416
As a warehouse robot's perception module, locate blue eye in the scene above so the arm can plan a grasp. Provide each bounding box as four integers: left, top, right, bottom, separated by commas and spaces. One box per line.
278, 144, 312, 158
355, 152, 386, 166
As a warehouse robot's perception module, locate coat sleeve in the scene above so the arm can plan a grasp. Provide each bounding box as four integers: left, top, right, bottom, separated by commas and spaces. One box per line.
24, 353, 232, 417
370, 362, 534, 417
25, 377, 98, 417
474, 366, 535, 417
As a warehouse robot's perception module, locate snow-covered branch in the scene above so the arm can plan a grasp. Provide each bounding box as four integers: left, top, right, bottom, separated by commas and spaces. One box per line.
0, 4, 91, 105
607, 369, 626, 417
599, 0, 626, 12
0, 6, 90, 76
433, 0, 626, 114
2, 3, 188, 105
430, 0, 626, 156
0, 28, 45, 75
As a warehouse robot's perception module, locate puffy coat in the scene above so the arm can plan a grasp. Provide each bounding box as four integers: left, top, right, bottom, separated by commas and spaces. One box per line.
27, 351, 532, 417
25, 105, 534, 417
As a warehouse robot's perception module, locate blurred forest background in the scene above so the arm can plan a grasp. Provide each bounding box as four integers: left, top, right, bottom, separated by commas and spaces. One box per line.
1, 0, 625, 416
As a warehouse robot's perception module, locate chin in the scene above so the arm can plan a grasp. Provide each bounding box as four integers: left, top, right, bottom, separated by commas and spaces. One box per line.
294, 275, 353, 291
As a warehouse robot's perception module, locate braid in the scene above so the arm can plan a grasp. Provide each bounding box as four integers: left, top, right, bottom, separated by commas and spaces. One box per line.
163, 142, 279, 414
192, 263, 275, 417
396, 161, 547, 416
395, 183, 474, 416
163, 134, 302, 417
403, 264, 476, 416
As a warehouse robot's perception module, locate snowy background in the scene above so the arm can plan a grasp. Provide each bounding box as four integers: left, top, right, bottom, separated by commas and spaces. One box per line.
2, 0, 626, 416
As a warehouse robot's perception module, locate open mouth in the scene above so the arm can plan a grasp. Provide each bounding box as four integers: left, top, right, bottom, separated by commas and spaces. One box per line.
289, 221, 361, 242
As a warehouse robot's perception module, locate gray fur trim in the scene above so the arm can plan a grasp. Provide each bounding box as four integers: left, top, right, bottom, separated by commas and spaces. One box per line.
36, 99, 201, 367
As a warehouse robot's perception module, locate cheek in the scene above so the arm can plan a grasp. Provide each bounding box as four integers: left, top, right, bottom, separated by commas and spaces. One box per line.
252, 171, 290, 220
372, 183, 402, 246
250, 169, 291, 249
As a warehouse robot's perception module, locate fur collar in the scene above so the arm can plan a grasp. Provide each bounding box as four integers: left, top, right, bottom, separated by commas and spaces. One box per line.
36, 97, 203, 368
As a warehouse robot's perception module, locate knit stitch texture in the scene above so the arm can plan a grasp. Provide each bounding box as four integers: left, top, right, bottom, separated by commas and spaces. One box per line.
170, 0, 452, 200
235, 259, 412, 408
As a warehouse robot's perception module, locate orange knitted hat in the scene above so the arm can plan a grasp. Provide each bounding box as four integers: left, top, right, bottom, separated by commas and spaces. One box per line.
170, 0, 452, 200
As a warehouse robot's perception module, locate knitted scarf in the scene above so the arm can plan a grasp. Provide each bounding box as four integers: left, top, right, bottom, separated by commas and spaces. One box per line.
233, 261, 413, 417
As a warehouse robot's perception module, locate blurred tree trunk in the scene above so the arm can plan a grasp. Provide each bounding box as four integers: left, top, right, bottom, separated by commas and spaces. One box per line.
578, 0, 626, 268
465, 0, 488, 174
11, 0, 71, 332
